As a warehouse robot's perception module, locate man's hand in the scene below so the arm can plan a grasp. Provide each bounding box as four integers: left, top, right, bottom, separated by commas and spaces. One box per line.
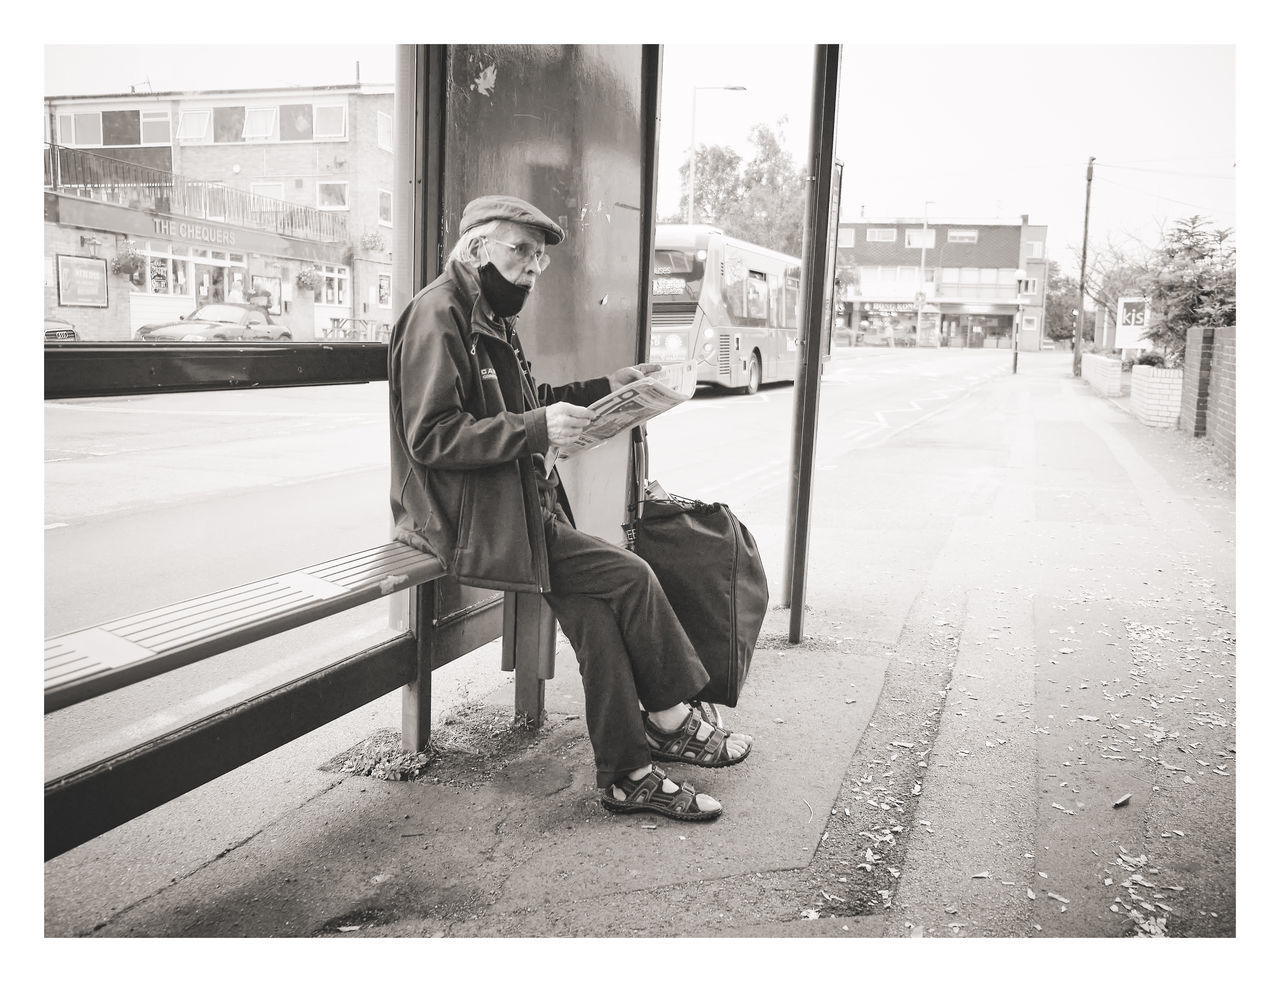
545, 402, 596, 449
607, 363, 662, 392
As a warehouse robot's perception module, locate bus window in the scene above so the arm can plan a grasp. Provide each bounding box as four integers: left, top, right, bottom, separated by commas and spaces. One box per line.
745, 271, 768, 323
651, 248, 704, 302
784, 270, 802, 328
768, 273, 782, 328
723, 256, 747, 320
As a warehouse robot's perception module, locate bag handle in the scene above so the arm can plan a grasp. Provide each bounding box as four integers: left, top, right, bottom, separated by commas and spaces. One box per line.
624, 425, 648, 549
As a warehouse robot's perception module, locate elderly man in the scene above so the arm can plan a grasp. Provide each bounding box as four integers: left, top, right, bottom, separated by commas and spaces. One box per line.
388, 194, 752, 822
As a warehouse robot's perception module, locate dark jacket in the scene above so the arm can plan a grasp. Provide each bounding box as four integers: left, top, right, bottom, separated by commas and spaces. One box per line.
388, 258, 610, 592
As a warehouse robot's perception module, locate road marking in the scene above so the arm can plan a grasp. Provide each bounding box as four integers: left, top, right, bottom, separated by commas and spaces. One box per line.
45, 523, 68, 530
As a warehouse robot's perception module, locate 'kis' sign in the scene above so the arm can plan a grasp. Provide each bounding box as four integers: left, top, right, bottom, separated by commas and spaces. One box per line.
1114, 296, 1152, 350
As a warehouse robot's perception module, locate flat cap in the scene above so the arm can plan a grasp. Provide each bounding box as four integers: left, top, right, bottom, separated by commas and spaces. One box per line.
459, 194, 565, 246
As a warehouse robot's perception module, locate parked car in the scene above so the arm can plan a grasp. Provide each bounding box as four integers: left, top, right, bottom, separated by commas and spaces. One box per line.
135, 302, 292, 341
45, 315, 79, 342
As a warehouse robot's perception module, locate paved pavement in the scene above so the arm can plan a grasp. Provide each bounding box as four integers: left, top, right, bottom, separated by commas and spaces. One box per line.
42, 352, 1237, 945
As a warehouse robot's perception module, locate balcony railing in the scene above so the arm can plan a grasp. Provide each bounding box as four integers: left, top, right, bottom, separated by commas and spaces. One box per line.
44, 143, 348, 244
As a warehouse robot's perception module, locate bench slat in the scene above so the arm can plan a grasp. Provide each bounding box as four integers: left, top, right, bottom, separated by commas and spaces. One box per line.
45, 542, 445, 714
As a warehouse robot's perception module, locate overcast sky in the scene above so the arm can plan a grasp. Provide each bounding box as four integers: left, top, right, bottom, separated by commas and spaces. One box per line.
42, 39, 1238, 270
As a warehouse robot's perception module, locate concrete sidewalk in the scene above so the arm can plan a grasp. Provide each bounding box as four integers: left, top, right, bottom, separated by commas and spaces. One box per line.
44, 353, 1236, 938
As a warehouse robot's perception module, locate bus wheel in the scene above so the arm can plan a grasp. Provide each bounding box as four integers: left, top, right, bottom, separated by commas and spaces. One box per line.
741, 353, 761, 395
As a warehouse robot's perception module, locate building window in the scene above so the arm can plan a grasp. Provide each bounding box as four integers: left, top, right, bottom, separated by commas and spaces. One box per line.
378, 190, 393, 227
997, 268, 1018, 285
242, 107, 278, 141
72, 112, 102, 147
140, 111, 171, 145
101, 110, 140, 146
1025, 241, 1044, 259
948, 229, 979, 244
317, 181, 349, 210
280, 104, 314, 141
377, 111, 393, 151
213, 106, 246, 143
176, 110, 210, 142
959, 267, 979, 284
904, 228, 936, 249
378, 274, 392, 307
131, 242, 192, 298
1018, 277, 1039, 296
319, 265, 349, 306
837, 226, 855, 247
941, 267, 959, 284
1022, 315, 1039, 332
866, 228, 897, 243
313, 104, 347, 140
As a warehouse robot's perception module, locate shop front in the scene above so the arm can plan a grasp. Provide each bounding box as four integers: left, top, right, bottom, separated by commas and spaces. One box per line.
45, 192, 349, 341
938, 305, 1017, 349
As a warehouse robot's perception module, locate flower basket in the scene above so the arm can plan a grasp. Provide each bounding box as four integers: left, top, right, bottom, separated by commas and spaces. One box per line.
111, 250, 144, 278
295, 267, 322, 292
360, 230, 386, 253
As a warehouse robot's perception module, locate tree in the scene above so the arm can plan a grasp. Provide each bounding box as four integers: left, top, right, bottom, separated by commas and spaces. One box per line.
1043, 261, 1084, 341
1070, 234, 1154, 349
675, 144, 743, 227
1142, 216, 1235, 366
668, 120, 807, 256
720, 122, 807, 256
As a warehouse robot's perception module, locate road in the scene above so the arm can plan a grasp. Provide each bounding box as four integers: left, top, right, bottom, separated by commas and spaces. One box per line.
43, 345, 1236, 939
43, 347, 1009, 777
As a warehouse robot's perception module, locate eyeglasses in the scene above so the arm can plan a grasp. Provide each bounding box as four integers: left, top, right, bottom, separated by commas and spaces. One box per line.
485, 237, 551, 272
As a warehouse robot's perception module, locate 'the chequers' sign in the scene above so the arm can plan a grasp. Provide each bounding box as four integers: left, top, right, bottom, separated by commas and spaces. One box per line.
151, 217, 237, 247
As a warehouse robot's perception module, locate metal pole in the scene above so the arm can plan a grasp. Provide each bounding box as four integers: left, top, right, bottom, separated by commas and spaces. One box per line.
784, 43, 841, 644
914, 201, 931, 345
686, 88, 697, 225
1012, 302, 1020, 374
1073, 156, 1095, 377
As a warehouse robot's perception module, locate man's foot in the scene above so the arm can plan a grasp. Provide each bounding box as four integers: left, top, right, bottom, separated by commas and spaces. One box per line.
644, 705, 752, 767
601, 765, 722, 821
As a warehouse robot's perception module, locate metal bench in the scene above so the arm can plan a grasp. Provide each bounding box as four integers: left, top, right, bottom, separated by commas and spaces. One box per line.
45, 542, 443, 713
44, 541, 554, 860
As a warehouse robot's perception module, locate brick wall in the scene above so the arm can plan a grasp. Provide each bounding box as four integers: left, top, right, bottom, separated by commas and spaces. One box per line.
1132, 365, 1183, 428
1206, 325, 1236, 469
1082, 352, 1124, 397
44, 224, 133, 341
1180, 327, 1215, 437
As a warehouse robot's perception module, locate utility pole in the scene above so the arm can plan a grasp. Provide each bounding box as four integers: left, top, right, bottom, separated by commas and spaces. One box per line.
1073, 156, 1095, 377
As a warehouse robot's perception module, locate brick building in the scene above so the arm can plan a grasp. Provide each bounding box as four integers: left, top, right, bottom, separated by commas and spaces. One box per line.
835, 214, 1048, 349
44, 83, 395, 341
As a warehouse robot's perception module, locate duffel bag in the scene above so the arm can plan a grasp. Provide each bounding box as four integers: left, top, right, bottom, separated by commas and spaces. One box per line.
628, 493, 768, 708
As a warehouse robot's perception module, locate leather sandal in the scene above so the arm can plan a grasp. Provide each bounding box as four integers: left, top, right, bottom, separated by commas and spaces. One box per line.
601, 765, 722, 821
644, 709, 752, 768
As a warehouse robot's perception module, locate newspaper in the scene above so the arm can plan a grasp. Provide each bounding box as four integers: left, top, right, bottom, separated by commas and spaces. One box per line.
552, 360, 696, 462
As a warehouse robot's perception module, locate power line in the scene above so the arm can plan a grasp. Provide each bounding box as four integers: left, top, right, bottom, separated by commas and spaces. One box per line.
1095, 162, 1236, 180
1093, 176, 1227, 213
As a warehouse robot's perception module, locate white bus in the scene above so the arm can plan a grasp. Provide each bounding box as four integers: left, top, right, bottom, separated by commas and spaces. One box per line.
648, 224, 802, 394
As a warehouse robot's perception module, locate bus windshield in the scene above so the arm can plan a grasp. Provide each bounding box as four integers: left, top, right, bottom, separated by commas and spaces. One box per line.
651, 248, 704, 302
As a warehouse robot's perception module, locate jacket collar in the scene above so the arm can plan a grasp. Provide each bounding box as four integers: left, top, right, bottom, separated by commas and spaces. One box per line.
447, 258, 518, 344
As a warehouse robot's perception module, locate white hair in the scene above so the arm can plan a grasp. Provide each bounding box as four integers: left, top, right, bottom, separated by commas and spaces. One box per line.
448, 219, 529, 267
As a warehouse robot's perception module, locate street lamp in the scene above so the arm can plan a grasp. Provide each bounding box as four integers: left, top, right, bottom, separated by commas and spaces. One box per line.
1012, 267, 1026, 374
686, 85, 748, 225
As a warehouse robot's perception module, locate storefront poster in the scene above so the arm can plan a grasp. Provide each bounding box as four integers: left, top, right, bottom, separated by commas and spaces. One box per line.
56, 255, 109, 308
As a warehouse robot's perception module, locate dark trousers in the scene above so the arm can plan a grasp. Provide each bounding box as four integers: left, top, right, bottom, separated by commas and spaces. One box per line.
541, 508, 709, 789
